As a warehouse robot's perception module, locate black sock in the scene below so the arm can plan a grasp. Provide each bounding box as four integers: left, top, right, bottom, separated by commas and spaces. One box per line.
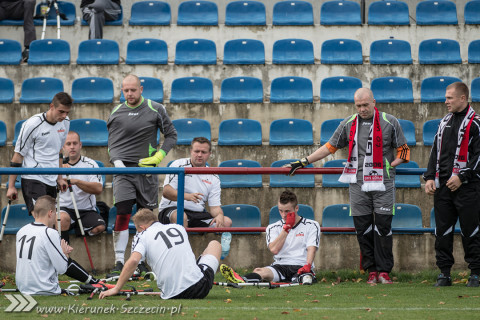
61, 231, 70, 244
244, 272, 262, 283
441, 269, 451, 277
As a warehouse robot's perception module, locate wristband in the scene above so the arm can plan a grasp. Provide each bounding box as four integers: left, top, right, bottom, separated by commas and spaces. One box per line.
10, 162, 22, 167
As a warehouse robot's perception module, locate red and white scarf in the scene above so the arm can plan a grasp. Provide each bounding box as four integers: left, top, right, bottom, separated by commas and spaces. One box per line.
339, 107, 385, 192
434, 105, 475, 188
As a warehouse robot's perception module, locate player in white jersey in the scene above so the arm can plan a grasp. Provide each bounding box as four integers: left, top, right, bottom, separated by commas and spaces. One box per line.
16, 195, 100, 295
99, 209, 221, 300
220, 190, 320, 284
7, 92, 72, 215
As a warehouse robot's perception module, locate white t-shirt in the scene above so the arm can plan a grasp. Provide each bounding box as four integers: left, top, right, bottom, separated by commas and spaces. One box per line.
131, 222, 204, 299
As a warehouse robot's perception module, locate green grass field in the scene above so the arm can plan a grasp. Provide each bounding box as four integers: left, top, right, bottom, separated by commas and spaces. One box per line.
1, 270, 480, 319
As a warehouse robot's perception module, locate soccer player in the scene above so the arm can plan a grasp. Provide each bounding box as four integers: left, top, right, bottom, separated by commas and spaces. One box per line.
220, 190, 320, 284
99, 208, 221, 300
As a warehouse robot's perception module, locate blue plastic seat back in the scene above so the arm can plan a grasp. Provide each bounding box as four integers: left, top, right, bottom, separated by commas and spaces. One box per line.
226, 1, 266, 25
129, 1, 171, 25
371, 77, 414, 103
368, 0, 410, 25
322, 159, 349, 187
269, 204, 314, 225
28, 39, 70, 65
219, 160, 262, 188
370, 39, 412, 64
34, 1, 76, 26
175, 39, 216, 65
1, 204, 34, 234
77, 39, 119, 65
273, 1, 314, 25
0, 78, 14, 103
220, 77, 263, 103
219, 119, 262, 145
177, 0, 218, 25
472, 77, 480, 102
395, 161, 420, 188
421, 76, 462, 102
270, 119, 313, 145
20, 77, 64, 103
320, 119, 343, 145
320, 76, 362, 103
222, 204, 261, 229
422, 119, 441, 146
126, 38, 168, 64
82, 5, 123, 25
419, 39, 461, 64
70, 118, 108, 146
72, 77, 114, 103
270, 159, 314, 187
465, 0, 480, 24
223, 39, 265, 64
0, 120, 6, 146
170, 77, 213, 103
172, 118, 211, 145
12, 120, 26, 146
272, 39, 314, 64
321, 204, 355, 234
430, 208, 460, 232
321, 39, 363, 64
392, 204, 422, 233
0, 39, 22, 65
270, 77, 313, 103
120, 77, 163, 103
397, 119, 416, 146
468, 40, 480, 63
321, 0, 361, 25
416, 0, 458, 25
94, 160, 106, 188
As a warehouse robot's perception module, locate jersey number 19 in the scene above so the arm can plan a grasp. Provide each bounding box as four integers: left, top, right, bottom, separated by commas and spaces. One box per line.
155, 228, 184, 249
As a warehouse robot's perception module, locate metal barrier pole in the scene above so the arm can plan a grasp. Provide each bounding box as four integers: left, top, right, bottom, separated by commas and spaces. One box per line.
177, 170, 185, 226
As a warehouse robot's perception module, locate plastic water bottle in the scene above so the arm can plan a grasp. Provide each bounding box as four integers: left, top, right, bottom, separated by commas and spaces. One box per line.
221, 232, 232, 260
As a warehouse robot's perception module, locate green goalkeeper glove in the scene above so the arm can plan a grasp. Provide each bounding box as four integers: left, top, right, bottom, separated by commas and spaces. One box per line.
138, 149, 166, 167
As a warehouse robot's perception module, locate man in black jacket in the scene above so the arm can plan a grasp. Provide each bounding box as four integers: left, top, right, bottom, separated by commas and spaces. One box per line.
81, 0, 121, 39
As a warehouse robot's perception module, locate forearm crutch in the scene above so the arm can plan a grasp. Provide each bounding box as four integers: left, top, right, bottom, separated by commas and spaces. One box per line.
0, 199, 13, 243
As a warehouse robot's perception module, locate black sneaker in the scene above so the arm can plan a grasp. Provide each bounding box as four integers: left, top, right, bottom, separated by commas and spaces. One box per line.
434, 273, 452, 287
467, 275, 480, 287
133, 261, 150, 278
106, 261, 123, 279
22, 48, 29, 62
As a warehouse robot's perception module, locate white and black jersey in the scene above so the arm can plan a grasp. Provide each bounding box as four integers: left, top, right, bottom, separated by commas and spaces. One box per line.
15, 113, 70, 186
266, 217, 320, 266
15, 223, 68, 295
131, 222, 204, 299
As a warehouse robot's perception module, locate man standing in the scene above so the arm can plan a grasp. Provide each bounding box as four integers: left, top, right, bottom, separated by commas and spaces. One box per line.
7, 92, 72, 214
81, 0, 121, 39
286, 88, 410, 284
424, 82, 480, 287
107, 74, 177, 277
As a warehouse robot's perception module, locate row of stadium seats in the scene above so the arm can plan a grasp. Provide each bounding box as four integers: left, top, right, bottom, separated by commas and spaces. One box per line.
3, 38, 480, 65
2, 76, 479, 104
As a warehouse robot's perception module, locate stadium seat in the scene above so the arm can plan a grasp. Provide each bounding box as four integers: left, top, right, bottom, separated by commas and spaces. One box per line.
129, 1, 171, 25
170, 77, 213, 103
269, 204, 315, 224
320, 119, 343, 145
395, 161, 421, 188
371, 77, 414, 103
0, 204, 34, 234
468, 40, 480, 63
218, 160, 262, 188
177, 0, 218, 25
20, 77, 63, 103
320, 0, 361, 25
82, 5, 123, 25
430, 208, 460, 232
272, 39, 314, 64
172, 118, 211, 145
12, 120, 25, 146
392, 204, 422, 233
126, 39, 168, 65
419, 39, 461, 64
369, 39, 412, 64
272, 1, 313, 25
321, 39, 363, 64
71, 77, 113, 103
398, 119, 416, 146
0, 39, 22, 65
320, 76, 362, 103
223, 39, 265, 64
175, 39, 216, 65
0, 120, 6, 146
70, 119, 108, 146
225, 1, 266, 25
416, 0, 458, 25
270, 159, 314, 187
120, 77, 163, 103
422, 119, 441, 146
222, 204, 261, 229
269, 119, 313, 145
421, 76, 462, 102
465, 0, 480, 24
77, 39, 119, 64
322, 159, 349, 187
0, 78, 14, 103
94, 160, 106, 188
472, 77, 480, 102
368, 0, 410, 25
218, 119, 262, 145
220, 77, 263, 103
270, 77, 313, 103
321, 204, 355, 234
28, 39, 70, 65
33, 1, 75, 26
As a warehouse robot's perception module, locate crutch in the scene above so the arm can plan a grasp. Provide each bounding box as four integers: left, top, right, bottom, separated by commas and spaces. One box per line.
56, 187, 61, 236
39, 0, 66, 39
0, 197, 15, 243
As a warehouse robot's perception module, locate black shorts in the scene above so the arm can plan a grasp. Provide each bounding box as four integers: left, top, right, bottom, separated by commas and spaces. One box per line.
170, 264, 215, 299
269, 264, 303, 282
60, 207, 106, 235
21, 178, 57, 215
158, 207, 213, 227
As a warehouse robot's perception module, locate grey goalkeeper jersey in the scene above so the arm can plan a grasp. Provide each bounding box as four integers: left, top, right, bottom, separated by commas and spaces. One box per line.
107, 97, 177, 163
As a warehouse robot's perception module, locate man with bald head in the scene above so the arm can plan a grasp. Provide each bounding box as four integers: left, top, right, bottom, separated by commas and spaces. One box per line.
107, 74, 177, 278
286, 88, 410, 284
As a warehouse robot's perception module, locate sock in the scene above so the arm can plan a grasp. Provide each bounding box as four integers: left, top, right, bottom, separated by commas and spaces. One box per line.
441, 269, 451, 277
113, 230, 129, 264
471, 269, 480, 276
61, 231, 70, 244
244, 272, 262, 283
65, 258, 92, 283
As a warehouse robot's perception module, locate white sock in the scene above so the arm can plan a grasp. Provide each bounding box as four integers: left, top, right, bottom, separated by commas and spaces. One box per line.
113, 230, 129, 264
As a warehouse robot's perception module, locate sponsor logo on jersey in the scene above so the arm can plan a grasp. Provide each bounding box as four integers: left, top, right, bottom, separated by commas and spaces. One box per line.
42, 131, 50, 136
379, 207, 391, 212
296, 232, 305, 237
202, 179, 212, 185
57, 129, 65, 133
128, 112, 139, 116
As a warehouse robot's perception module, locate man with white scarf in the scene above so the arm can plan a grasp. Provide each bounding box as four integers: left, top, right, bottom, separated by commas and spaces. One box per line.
286, 88, 409, 284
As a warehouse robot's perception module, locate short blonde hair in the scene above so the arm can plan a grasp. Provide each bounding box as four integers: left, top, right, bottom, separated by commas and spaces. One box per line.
132, 208, 158, 227
34, 195, 56, 217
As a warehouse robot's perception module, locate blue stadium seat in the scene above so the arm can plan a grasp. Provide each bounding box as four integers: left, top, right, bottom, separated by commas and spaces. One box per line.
170, 77, 213, 103
368, 0, 410, 25
220, 77, 263, 103
225, 1, 266, 25
320, 76, 362, 103
0, 39, 22, 65
70, 119, 108, 146
321, 39, 363, 64
94, 160, 106, 188
77, 39, 119, 64
371, 77, 413, 103
465, 0, 480, 24
269, 204, 314, 224
0, 204, 33, 234
219, 160, 262, 188
218, 119, 262, 145
270, 159, 314, 187
33, 1, 75, 26
0, 120, 6, 146
320, 0, 361, 25
28, 39, 70, 65
71, 77, 113, 103
369, 39, 412, 64
272, 39, 314, 64
175, 39, 216, 65
421, 76, 462, 102
392, 204, 423, 233
472, 77, 480, 102
430, 208, 460, 232
223, 39, 265, 64
172, 118, 211, 145
321, 204, 354, 234
270, 119, 313, 145
320, 119, 343, 145
395, 161, 420, 188
120, 77, 163, 103
398, 119, 416, 146
0, 78, 14, 103
270, 77, 313, 103
20, 77, 63, 103
12, 120, 25, 146
322, 159, 349, 187
468, 40, 480, 63
419, 39, 461, 64
416, 0, 458, 25
82, 5, 123, 25
422, 119, 441, 146
129, 1, 171, 25
126, 38, 168, 64
222, 204, 261, 229
177, 0, 218, 25
272, 1, 313, 25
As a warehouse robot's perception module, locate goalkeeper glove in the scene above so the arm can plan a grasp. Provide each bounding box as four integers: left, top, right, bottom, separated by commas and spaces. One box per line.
297, 263, 312, 275
283, 158, 309, 176
138, 149, 166, 167
283, 211, 296, 233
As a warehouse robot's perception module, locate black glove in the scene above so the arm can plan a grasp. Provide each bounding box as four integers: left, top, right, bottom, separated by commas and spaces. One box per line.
283, 158, 309, 176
